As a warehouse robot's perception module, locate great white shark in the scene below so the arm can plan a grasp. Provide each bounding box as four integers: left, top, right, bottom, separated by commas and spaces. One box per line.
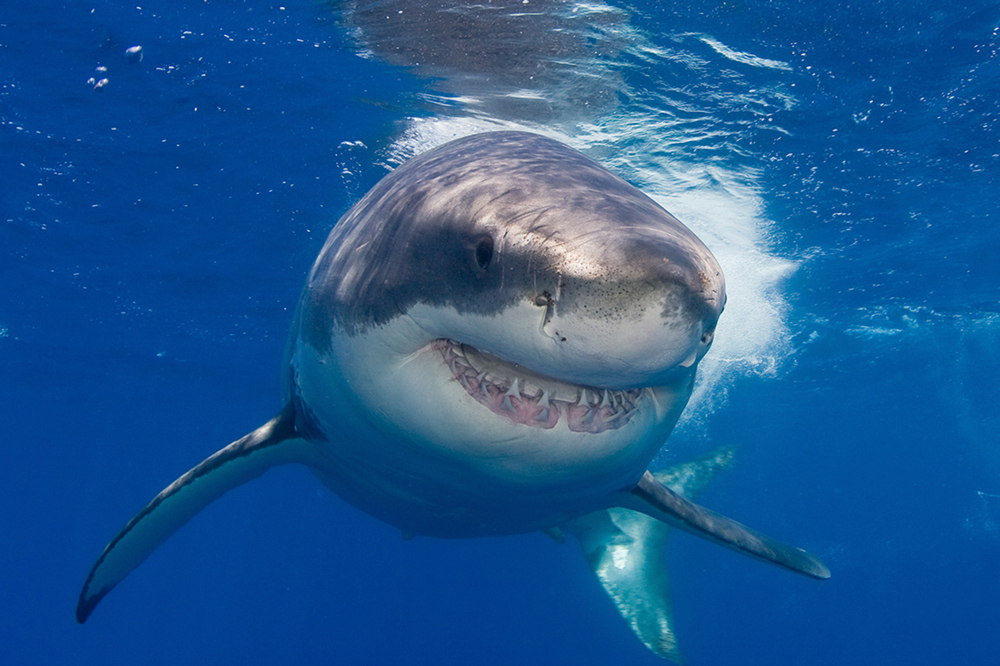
76, 131, 828, 657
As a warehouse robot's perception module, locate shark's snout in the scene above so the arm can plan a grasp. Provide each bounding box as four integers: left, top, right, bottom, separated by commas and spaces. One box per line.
519, 223, 726, 388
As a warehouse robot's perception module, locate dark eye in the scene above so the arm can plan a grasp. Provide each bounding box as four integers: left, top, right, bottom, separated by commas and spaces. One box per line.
475, 235, 494, 269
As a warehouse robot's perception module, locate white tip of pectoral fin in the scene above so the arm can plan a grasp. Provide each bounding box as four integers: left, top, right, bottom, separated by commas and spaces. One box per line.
563, 446, 735, 663
76, 405, 309, 623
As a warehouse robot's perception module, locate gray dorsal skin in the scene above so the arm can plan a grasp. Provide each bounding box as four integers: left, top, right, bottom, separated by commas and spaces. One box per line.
562, 446, 736, 664
76, 132, 828, 653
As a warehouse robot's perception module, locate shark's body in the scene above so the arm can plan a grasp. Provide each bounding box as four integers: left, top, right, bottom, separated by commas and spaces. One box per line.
77, 132, 827, 657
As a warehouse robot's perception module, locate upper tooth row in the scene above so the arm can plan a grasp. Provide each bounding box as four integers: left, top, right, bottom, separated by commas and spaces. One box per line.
443, 340, 636, 407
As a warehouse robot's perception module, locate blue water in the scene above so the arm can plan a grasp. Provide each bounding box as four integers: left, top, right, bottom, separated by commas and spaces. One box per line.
3, 1, 999, 664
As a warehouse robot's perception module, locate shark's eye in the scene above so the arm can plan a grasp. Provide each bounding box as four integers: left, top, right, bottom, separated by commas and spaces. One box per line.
475, 235, 494, 269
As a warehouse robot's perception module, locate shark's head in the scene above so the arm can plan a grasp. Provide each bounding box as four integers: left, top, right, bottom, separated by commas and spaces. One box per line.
289, 132, 725, 535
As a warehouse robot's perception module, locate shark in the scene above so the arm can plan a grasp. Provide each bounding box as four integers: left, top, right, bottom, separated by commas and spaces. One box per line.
76, 131, 828, 658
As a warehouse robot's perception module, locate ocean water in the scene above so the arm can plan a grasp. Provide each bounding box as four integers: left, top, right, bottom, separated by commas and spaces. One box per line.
3, 1, 999, 664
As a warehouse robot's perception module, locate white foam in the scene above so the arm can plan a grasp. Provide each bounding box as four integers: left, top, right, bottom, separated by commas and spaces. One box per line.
658, 188, 797, 425
384, 116, 540, 166
694, 34, 793, 71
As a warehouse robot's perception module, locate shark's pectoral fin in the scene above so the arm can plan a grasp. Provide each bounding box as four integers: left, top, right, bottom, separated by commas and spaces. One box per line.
76, 405, 311, 623
620, 471, 830, 580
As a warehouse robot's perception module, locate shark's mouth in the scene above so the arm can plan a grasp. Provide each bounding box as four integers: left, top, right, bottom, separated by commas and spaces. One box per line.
433, 339, 643, 433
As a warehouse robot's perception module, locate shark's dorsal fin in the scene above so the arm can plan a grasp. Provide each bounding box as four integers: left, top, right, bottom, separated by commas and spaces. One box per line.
76, 406, 311, 623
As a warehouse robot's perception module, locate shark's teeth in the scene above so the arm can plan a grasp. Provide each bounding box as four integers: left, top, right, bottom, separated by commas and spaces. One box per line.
505, 378, 520, 400
432, 339, 641, 433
